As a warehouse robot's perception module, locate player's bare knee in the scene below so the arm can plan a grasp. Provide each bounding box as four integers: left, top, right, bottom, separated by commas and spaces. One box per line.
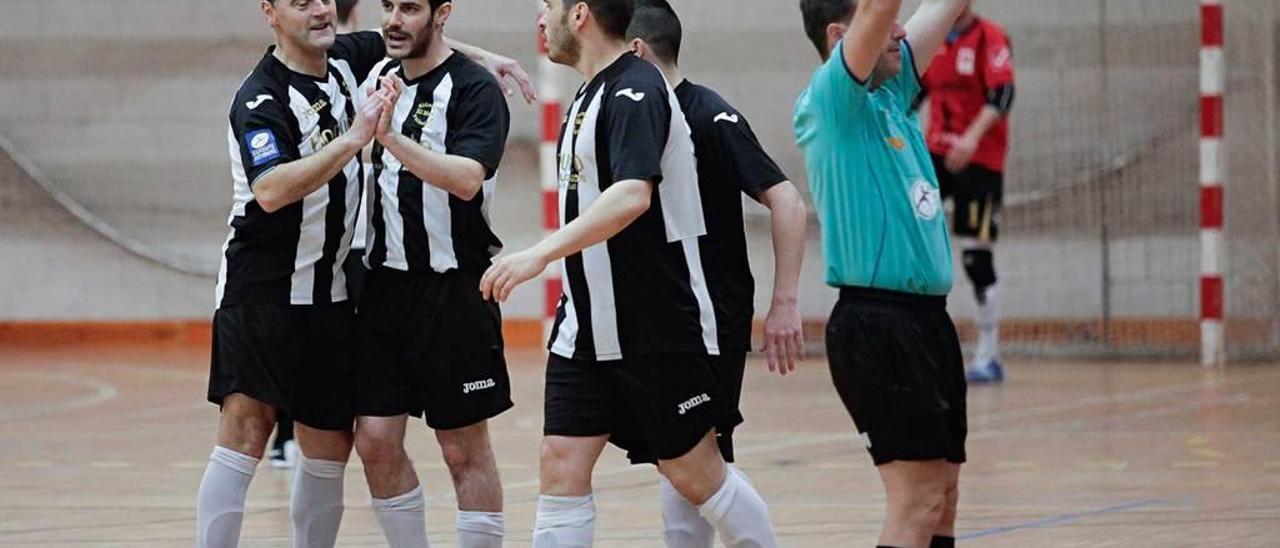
439, 440, 482, 479
658, 436, 726, 504
354, 429, 402, 469
539, 438, 592, 493
437, 423, 492, 475
218, 395, 274, 451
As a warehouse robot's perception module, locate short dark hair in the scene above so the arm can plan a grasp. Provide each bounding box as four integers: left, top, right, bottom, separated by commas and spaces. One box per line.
565, 0, 635, 40
627, 0, 682, 65
335, 0, 358, 24
799, 0, 855, 59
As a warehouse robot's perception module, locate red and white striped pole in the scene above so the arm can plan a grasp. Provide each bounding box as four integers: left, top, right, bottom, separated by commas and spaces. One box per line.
538, 27, 564, 340
1200, 0, 1225, 368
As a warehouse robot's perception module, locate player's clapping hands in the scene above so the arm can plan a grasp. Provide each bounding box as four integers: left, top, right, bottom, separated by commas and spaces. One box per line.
349, 80, 397, 146
373, 74, 404, 143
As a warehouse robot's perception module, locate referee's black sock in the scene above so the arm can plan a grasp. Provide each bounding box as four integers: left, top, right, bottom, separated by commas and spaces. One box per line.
931, 536, 956, 548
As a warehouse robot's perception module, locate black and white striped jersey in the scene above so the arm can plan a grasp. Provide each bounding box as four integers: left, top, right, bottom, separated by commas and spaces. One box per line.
215, 32, 386, 309
676, 80, 789, 353
362, 53, 511, 273
548, 53, 718, 361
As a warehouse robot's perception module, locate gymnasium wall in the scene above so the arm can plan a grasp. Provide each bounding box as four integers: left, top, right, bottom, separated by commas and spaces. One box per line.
1, 0, 1276, 357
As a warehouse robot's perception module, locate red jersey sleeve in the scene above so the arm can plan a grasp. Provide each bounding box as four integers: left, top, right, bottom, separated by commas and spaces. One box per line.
980, 24, 1015, 88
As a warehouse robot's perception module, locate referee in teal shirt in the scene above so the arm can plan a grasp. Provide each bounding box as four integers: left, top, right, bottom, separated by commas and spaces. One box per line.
795, 1, 973, 547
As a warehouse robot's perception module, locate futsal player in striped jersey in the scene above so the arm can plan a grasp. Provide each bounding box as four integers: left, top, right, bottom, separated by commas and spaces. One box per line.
625, 2, 809, 545
482, 1, 780, 546
199, 0, 391, 546
348, 1, 514, 546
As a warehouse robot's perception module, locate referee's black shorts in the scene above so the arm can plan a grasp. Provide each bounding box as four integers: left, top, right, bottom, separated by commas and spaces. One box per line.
825, 286, 967, 466
208, 301, 357, 431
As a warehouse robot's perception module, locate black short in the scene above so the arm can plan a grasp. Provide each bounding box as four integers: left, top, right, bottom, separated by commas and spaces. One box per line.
625, 352, 747, 465
208, 302, 357, 431
356, 267, 513, 430
544, 353, 727, 462
825, 287, 967, 466
933, 154, 1003, 243
344, 248, 367, 306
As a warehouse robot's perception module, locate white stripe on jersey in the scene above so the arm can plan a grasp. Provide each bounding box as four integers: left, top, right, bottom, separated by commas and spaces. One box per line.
374, 79, 415, 270
574, 87, 621, 358
550, 89, 588, 359
287, 85, 329, 303
682, 238, 720, 355
661, 80, 718, 353
214, 126, 254, 307
422, 74, 458, 272
658, 83, 707, 242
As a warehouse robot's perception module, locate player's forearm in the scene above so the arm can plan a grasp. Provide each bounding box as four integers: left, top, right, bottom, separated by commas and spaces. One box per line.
961, 105, 1002, 143
843, 0, 902, 81
761, 182, 807, 306
529, 179, 652, 265
252, 135, 362, 213
905, 0, 971, 74
381, 133, 486, 200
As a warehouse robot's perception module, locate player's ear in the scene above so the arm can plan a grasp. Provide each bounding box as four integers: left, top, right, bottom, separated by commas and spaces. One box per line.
826, 22, 848, 53
570, 2, 588, 31
630, 38, 647, 58
261, 0, 276, 25
434, 2, 453, 28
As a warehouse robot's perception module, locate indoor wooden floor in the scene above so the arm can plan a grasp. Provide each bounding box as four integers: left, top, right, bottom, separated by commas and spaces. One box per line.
1, 344, 1278, 547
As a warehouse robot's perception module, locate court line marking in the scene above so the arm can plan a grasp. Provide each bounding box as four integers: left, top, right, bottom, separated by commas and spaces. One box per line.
483, 370, 1280, 495
957, 498, 1165, 541
0, 371, 119, 421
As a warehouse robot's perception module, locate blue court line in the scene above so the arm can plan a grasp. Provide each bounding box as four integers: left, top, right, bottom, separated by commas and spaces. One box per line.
958, 498, 1166, 541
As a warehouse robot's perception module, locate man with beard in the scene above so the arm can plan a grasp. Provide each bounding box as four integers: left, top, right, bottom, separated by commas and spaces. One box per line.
624, 2, 808, 546
349, 1, 513, 546
199, 0, 391, 546
794, 0, 972, 547
482, 1, 780, 546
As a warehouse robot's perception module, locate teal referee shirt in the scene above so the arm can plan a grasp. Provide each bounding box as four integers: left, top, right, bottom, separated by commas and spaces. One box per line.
794, 39, 953, 296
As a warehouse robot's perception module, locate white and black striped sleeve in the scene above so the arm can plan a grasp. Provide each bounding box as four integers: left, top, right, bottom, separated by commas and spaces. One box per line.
606, 82, 671, 186
446, 80, 511, 179
230, 94, 299, 186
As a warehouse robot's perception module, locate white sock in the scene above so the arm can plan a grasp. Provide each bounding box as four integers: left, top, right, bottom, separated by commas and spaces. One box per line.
659, 475, 715, 548
291, 457, 346, 548
372, 485, 430, 548
196, 446, 259, 548
975, 282, 1001, 365
532, 495, 596, 548
457, 511, 504, 548
697, 467, 779, 548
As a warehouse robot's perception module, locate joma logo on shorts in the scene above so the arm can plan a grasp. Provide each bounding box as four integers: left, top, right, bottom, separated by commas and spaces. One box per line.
462, 379, 496, 394
677, 393, 711, 415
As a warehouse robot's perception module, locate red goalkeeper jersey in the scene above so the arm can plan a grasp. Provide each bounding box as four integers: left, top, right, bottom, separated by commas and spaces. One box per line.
922, 18, 1015, 173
